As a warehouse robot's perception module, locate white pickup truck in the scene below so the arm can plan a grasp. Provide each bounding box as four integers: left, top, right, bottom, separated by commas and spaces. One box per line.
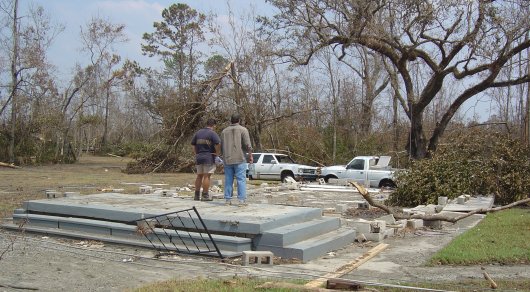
319, 156, 397, 188
247, 152, 319, 182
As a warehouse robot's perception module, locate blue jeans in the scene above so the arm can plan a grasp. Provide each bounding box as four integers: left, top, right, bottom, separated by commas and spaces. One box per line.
224, 163, 247, 201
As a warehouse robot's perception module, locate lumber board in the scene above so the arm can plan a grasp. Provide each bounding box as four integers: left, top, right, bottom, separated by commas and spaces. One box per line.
304, 243, 389, 288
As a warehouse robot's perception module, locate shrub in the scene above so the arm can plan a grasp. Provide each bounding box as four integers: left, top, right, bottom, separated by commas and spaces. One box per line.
390, 131, 530, 206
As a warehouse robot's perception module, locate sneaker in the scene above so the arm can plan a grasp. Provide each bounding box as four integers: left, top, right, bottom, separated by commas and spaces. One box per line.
237, 200, 248, 207
224, 200, 232, 206
201, 196, 213, 201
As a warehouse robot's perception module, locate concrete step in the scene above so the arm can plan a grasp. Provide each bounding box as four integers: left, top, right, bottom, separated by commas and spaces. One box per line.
256, 217, 341, 246
1, 222, 242, 258
12, 213, 252, 252
257, 227, 356, 263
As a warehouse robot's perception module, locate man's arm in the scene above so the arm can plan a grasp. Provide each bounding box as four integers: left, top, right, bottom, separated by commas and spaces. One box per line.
214, 143, 221, 156
243, 128, 253, 163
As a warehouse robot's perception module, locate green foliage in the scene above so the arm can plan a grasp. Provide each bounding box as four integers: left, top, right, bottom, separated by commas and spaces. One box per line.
429, 208, 530, 265
390, 131, 530, 206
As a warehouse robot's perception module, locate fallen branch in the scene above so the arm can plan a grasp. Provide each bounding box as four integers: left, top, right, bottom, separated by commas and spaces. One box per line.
0, 162, 20, 169
349, 181, 530, 224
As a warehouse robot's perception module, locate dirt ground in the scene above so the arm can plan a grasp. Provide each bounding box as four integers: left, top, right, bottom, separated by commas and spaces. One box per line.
1, 156, 529, 291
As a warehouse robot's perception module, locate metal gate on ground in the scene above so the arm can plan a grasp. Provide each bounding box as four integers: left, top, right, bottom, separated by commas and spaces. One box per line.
131, 206, 223, 259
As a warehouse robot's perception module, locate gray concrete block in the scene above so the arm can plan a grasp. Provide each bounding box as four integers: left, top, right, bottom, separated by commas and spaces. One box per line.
377, 214, 396, 225
351, 220, 372, 234
242, 250, 273, 265
406, 219, 423, 229
423, 219, 443, 229
364, 231, 385, 242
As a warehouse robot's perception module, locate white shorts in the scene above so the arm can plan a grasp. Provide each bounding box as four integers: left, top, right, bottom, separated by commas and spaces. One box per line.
196, 164, 216, 174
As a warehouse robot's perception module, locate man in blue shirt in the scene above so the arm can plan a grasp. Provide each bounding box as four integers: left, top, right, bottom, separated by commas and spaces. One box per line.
191, 118, 221, 201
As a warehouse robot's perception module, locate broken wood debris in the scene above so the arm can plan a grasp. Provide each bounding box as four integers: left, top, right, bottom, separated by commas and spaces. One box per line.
304, 243, 389, 288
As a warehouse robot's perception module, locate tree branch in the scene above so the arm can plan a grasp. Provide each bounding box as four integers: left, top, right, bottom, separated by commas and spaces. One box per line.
349, 181, 530, 224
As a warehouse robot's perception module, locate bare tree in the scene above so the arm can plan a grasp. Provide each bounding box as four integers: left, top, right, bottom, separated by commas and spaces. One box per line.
263, 0, 530, 159
54, 17, 125, 161
208, 2, 319, 150
0, 1, 63, 163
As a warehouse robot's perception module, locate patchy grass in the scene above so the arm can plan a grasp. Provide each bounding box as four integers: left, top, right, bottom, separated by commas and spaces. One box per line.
0, 155, 199, 218
131, 277, 530, 292
429, 208, 530, 265
132, 277, 306, 292
378, 279, 530, 291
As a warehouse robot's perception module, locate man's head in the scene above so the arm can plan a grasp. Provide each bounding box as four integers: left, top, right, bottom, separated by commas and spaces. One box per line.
230, 113, 241, 124
206, 118, 216, 127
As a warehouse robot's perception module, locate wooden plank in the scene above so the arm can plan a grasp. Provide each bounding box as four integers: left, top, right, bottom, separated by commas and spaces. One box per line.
326, 278, 363, 290
304, 243, 389, 288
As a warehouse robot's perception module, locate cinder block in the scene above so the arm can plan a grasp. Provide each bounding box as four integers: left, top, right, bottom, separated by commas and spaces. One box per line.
406, 219, 423, 229
139, 185, 153, 194
357, 202, 370, 209
45, 190, 62, 199
351, 220, 372, 234
365, 232, 385, 242
156, 189, 173, 197
242, 250, 273, 266
423, 219, 443, 229
377, 214, 396, 225
371, 220, 387, 232
438, 196, 448, 206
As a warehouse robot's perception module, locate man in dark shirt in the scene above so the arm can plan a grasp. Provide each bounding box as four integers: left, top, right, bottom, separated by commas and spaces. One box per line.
191, 118, 221, 201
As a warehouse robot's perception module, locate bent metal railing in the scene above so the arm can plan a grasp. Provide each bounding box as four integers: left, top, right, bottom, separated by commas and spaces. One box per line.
131, 206, 223, 259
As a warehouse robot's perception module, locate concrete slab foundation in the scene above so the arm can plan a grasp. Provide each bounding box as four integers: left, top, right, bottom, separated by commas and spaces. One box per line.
4, 193, 356, 263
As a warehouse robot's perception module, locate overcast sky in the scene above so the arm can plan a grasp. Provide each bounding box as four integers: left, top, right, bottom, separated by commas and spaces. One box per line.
23, 0, 270, 79
17, 0, 495, 121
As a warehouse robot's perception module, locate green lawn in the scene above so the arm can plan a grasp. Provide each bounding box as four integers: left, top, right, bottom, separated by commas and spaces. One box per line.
429, 208, 530, 265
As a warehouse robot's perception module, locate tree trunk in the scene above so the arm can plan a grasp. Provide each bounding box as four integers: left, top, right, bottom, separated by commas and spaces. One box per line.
392, 93, 399, 152
407, 107, 428, 159
101, 83, 110, 149
8, 0, 19, 164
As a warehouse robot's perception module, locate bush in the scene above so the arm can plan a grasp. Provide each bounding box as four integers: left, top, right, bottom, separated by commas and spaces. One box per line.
389, 131, 530, 206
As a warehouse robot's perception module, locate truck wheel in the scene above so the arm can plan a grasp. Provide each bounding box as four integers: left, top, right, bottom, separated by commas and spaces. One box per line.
379, 180, 396, 189
324, 175, 337, 183
281, 172, 295, 183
